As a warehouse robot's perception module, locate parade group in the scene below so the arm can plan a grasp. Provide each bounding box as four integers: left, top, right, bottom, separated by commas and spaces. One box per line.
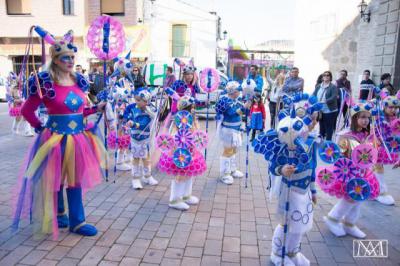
4, 23, 400, 266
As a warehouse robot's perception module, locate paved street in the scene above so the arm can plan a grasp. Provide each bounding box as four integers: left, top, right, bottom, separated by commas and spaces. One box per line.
0, 102, 399, 265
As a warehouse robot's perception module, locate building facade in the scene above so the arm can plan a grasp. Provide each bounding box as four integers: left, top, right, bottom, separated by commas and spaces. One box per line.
294, 0, 400, 96
0, 0, 218, 76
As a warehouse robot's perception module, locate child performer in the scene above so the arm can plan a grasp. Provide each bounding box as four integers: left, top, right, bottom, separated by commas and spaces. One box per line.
249, 93, 266, 141
124, 88, 158, 189
323, 101, 380, 238
374, 95, 400, 205
253, 93, 322, 266
157, 95, 207, 210
215, 81, 250, 185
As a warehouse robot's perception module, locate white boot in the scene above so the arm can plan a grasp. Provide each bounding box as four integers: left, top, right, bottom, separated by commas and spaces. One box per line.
324, 199, 356, 237
343, 223, 366, 239
22, 121, 34, 137
182, 179, 199, 205
169, 180, 189, 210
12, 119, 19, 134
292, 252, 310, 266
142, 165, 158, 186
116, 150, 131, 171
343, 203, 366, 238
230, 155, 244, 178
375, 173, 395, 205
220, 156, 233, 185
131, 165, 143, 190
270, 225, 295, 266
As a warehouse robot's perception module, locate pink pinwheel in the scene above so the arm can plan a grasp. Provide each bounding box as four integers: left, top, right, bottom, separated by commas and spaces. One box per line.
193, 131, 208, 149
351, 144, 377, 169
316, 166, 336, 190
156, 134, 175, 151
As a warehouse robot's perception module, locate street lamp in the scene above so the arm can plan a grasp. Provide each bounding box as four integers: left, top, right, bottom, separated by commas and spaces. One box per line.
358, 0, 371, 23
223, 30, 227, 40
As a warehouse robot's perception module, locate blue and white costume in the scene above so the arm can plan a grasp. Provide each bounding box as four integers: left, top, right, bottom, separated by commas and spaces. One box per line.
215, 81, 246, 185
253, 93, 322, 266
124, 89, 158, 189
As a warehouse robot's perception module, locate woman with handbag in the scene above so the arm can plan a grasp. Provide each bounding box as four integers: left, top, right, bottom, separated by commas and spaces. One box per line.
313, 71, 339, 141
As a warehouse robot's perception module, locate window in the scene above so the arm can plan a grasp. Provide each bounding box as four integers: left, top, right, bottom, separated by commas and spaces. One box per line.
12, 55, 42, 74
101, 0, 124, 16
63, 0, 74, 15
172, 24, 188, 57
6, 0, 31, 15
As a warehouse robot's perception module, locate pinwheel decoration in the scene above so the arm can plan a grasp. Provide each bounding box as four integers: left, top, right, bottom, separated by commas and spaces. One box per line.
318, 141, 341, 164
173, 148, 192, 168
175, 129, 194, 149
346, 178, 371, 202
333, 158, 358, 182
174, 110, 193, 129
351, 144, 377, 169
193, 131, 208, 149
316, 166, 336, 190
156, 134, 175, 152
386, 137, 400, 152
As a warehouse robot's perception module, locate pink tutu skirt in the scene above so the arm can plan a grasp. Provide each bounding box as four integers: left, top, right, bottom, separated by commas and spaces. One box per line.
158, 149, 206, 182
107, 131, 130, 149
13, 128, 106, 238
9, 106, 22, 117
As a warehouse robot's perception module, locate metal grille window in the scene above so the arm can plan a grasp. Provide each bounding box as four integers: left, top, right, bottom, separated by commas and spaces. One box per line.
101, 0, 124, 16
6, 0, 31, 15
172, 24, 189, 57
12, 56, 42, 75
63, 0, 74, 15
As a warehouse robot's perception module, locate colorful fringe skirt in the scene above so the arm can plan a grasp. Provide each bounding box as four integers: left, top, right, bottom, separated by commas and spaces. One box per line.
13, 126, 106, 238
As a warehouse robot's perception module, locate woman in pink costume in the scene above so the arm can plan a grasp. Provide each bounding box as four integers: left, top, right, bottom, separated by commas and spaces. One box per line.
323, 101, 380, 239
13, 28, 106, 238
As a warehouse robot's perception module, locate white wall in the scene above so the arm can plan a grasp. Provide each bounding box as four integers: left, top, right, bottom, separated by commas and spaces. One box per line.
145, 0, 217, 68
294, 0, 363, 92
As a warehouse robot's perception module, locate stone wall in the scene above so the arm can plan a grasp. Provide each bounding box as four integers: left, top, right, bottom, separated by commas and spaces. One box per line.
373, 0, 400, 87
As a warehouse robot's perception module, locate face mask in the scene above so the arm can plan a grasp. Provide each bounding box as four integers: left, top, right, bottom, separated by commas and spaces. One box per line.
59, 55, 75, 63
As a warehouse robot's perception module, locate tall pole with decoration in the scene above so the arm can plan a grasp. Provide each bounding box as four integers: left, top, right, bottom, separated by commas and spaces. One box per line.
87, 15, 126, 181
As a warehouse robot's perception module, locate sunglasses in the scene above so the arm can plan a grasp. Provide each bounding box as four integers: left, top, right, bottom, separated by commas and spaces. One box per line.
59, 55, 75, 63
323, 74, 331, 77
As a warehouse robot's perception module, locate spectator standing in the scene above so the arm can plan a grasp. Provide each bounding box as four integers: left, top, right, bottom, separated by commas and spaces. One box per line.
266, 70, 285, 129
313, 71, 339, 141
379, 73, 397, 96
247, 65, 264, 95
335, 70, 351, 117
282, 67, 304, 97
359, 70, 375, 100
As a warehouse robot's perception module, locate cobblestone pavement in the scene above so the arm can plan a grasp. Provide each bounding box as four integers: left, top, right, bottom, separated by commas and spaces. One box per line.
0, 103, 399, 266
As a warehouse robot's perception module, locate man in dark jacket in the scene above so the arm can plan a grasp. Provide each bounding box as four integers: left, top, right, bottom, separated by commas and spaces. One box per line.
359, 70, 375, 100
336, 70, 351, 117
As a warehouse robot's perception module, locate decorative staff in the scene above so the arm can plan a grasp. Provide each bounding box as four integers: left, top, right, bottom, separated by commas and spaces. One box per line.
199, 67, 220, 160
87, 15, 126, 181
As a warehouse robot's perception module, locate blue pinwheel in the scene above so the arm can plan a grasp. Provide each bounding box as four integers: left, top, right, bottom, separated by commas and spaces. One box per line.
173, 148, 192, 168
319, 141, 341, 164
346, 178, 371, 201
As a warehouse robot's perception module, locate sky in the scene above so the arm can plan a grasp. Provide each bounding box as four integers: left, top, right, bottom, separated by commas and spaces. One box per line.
186, 0, 296, 47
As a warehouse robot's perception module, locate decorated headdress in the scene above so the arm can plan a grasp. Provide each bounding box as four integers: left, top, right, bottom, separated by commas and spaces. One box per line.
183, 65, 196, 74
34, 26, 77, 59
134, 87, 152, 102
225, 80, 241, 95
279, 93, 323, 126
111, 51, 134, 81
241, 79, 257, 100
350, 101, 374, 117
382, 95, 400, 107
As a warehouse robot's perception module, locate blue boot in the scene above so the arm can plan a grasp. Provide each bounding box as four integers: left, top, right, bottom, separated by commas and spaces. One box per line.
57, 186, 69, 228
66, 187, 97, 236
